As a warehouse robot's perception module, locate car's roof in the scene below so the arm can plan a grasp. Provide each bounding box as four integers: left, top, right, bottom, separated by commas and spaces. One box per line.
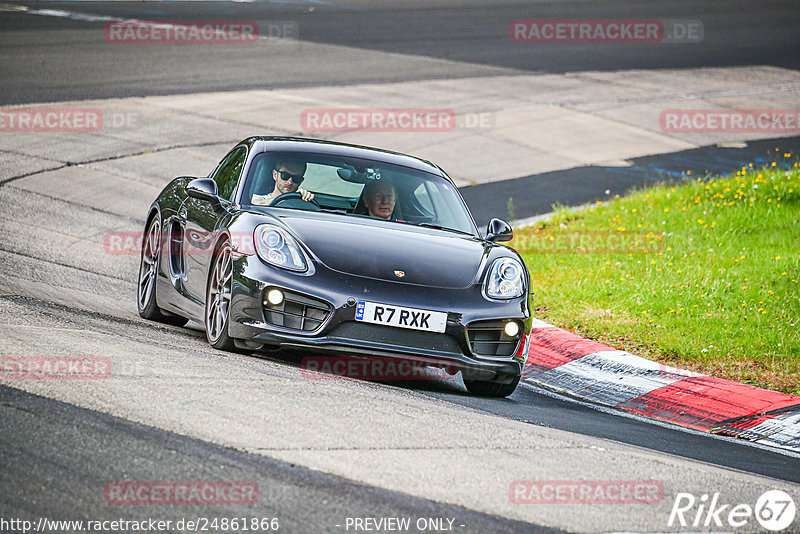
246, 136, 446, 178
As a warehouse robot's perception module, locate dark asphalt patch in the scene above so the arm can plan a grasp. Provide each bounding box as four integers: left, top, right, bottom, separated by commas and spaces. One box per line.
461, 135, 800, 228
0, 384, 561, 534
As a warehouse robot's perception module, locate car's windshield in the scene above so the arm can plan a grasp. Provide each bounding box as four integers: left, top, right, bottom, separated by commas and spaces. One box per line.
241, 151, 477, 235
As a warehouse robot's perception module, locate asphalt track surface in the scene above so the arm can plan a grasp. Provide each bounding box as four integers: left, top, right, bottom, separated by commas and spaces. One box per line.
0, 0, 799, 104
0, 384, 551, 534
2, 1, 800, 532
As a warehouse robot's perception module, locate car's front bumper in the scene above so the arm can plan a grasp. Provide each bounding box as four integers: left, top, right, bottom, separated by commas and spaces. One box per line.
228, 255, 531, 382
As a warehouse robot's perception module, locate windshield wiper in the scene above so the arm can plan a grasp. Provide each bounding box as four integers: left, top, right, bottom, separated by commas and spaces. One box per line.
416, 222, 474, 236
319, 208, 349, 216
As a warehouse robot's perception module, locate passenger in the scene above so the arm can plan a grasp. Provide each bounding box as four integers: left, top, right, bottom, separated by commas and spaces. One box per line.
362, 180, 396, 220
252, 159, 314, 205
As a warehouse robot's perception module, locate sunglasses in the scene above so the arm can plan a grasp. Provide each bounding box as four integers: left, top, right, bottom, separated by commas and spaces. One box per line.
276, 170, 304, 184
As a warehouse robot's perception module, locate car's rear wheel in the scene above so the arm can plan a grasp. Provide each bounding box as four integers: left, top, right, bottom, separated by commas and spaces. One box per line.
463, 373, 521, 398
138, 216, 188, 326
205, 239, 237, 351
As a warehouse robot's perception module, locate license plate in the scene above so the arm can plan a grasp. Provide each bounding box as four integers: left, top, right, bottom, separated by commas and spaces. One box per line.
355, 301, 447, 333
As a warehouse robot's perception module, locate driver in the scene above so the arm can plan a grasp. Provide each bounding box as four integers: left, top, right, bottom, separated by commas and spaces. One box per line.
363, 180, 396, 220
252, 159, 314, 205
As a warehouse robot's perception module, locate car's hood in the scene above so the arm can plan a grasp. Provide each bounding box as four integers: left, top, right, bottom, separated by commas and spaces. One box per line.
281, 214, 489, 288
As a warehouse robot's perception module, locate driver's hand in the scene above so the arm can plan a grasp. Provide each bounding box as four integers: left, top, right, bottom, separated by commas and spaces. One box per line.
298, 188, 315, 202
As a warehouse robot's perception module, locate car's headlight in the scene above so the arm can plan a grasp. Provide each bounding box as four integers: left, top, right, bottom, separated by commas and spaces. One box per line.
484, 257, 525, 299
254, 224, 307, 272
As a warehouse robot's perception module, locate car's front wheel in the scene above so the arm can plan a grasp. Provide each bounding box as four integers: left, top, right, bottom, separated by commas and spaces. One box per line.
205, 239, 237, 351
463, 372, 521, 398
137, 216, 188, 326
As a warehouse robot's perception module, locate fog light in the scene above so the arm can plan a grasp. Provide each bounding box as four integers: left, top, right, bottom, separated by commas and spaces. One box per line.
266, 289, 284, 306
504, 321, 520, 337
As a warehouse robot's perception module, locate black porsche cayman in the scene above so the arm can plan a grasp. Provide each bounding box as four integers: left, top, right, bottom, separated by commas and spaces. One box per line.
138, 137, 532, 397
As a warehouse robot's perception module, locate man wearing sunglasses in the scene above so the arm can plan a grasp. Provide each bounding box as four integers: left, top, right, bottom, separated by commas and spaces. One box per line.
252, 159, 314, 205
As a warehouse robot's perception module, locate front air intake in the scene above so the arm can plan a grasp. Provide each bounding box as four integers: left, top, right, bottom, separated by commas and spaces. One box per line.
263, 290, 331, 332
466, 320, 521, 358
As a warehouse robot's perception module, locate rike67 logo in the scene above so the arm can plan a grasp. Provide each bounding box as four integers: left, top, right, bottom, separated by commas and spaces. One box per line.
669, 490, 796, 531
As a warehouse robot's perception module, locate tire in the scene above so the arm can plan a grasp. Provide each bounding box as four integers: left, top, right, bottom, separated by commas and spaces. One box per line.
205, 239, 237, 351
137, 215, 189, 327
463, 372, 521, 398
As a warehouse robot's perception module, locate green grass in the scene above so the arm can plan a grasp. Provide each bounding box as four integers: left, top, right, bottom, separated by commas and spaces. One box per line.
513, 157, 800, 394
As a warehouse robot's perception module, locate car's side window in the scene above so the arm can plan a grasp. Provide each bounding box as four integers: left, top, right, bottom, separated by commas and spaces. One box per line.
211, 146, 247, 201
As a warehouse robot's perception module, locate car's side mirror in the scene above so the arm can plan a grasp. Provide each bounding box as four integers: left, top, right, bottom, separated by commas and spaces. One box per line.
186, 178, 221, 210
486, 218, 513, 242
